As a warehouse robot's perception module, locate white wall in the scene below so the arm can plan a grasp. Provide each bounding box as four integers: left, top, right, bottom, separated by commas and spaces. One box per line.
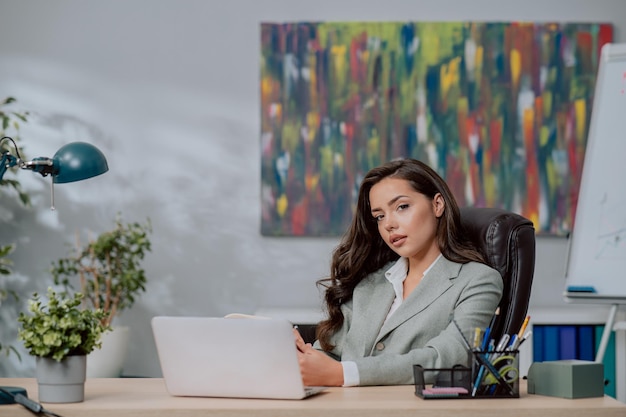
0, 0, 624, 378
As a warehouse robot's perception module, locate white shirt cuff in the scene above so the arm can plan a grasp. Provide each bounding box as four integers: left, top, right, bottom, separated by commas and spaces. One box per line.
341, 361, 360, 386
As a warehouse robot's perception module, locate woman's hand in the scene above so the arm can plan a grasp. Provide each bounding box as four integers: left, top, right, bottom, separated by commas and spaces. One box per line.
293, 328, 344, 387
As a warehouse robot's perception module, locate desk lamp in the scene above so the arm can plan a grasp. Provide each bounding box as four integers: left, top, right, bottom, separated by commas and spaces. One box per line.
0, 135, 108, 411
0, 136, 109, 209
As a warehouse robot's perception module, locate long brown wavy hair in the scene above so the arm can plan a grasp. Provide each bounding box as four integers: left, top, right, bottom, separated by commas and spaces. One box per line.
315, 158, 486, 350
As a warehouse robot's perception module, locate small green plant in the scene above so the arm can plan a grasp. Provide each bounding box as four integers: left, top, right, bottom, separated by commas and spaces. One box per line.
52, 215, 152, 327
18, 288, 108, 362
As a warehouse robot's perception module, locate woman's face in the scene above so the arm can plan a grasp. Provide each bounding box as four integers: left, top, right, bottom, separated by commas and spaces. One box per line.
369, 177, 444, 260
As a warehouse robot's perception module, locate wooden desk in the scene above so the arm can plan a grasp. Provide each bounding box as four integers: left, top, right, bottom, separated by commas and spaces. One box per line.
0, 378, 624, 417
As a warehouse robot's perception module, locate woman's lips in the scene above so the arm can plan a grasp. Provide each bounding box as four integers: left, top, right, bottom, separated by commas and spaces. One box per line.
390, 235, 406, 247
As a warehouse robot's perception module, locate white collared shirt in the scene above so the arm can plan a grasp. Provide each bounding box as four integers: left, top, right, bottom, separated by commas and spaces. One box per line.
341, 254, 443, 386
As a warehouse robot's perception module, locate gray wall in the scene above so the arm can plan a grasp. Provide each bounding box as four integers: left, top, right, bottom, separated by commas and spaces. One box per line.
0, 0, 624, 377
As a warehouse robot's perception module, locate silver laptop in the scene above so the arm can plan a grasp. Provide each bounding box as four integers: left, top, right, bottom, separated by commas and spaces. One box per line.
151, 316, 326, 399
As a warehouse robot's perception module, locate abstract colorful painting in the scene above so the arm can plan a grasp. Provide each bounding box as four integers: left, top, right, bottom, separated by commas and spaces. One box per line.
260, 22, 613, 236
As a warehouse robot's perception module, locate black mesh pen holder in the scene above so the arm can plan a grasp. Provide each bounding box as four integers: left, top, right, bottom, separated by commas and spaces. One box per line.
414, 350, 519, 399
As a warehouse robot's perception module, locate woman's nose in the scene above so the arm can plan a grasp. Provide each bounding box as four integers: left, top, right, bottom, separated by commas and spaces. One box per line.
383, 215, 396, 231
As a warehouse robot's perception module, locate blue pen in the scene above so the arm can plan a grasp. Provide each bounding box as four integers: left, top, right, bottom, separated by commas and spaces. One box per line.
471, 327, 491, 396
481, 327, 491, 350
472, 364, 486, 396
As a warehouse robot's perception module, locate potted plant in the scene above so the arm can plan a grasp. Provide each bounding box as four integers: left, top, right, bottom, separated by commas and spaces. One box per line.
17, 288, 108, 403
51, 214, 152, 377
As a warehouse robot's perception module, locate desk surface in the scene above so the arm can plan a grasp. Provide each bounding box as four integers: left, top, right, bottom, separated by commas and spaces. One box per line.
0, 378, 624, 417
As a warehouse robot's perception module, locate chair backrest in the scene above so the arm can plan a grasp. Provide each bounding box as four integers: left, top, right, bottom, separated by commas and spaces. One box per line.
459, 207, 536, 341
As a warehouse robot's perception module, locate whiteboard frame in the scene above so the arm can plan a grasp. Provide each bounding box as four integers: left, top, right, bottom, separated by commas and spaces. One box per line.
563, 42, 626, 302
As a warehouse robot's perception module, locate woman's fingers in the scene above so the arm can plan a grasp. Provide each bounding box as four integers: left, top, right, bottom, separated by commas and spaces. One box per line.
293, 328, 307, 352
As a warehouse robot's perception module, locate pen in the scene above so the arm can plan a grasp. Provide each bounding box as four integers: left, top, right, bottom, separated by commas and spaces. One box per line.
472, 361, 486, 396
481, 327, 491, 351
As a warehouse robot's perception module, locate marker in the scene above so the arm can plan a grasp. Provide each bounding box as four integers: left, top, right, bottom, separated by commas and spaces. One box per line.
495, 334, 510, 351
472, 328, 483, 349
566, 285, 596, 293
506, 334, 518, 351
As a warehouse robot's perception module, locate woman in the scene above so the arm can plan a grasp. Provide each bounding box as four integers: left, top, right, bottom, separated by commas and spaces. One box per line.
295, 158, 503, 386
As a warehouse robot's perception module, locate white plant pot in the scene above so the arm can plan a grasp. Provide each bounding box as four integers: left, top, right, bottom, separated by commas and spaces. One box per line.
87, 326, 130, 378
36, 355, 87, 403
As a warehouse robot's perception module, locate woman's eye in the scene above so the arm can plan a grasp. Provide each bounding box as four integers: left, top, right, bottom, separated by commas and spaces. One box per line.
374, 214, 384, 222
397, 203, 409, 211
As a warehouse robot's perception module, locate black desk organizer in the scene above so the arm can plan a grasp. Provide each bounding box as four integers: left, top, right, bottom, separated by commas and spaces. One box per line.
414, 350, 519, 399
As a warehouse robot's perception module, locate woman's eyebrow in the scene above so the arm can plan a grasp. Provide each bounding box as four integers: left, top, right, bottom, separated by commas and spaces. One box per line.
370, 195, 408, 213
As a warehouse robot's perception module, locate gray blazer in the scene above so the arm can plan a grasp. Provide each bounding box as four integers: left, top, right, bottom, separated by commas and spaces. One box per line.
315, 257, 503, 386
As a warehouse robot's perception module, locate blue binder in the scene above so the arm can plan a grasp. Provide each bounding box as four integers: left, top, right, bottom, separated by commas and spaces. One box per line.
543, 325, 560, 361
577, 325, 595, 361
559, 325, 578, 360
532, 325, 544, 363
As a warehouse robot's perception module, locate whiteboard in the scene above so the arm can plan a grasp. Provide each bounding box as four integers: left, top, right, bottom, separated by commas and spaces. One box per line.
565, 43, 626, 300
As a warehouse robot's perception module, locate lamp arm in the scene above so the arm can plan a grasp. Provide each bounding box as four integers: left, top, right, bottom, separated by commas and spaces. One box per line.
1, 137, 24, 181
0, 152, 20, 181
0, 153, 57, 181
22, 158, 57, 177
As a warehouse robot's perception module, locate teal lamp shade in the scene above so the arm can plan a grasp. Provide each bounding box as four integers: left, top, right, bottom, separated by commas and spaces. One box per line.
52, 142, 109, 183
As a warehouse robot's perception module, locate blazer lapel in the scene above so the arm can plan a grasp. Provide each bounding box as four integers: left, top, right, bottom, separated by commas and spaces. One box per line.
376, 257, 460, 339
349, 268, 395, 356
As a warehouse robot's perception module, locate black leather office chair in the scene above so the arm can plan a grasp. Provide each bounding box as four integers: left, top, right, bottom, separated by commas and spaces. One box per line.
459, 207, 536, 341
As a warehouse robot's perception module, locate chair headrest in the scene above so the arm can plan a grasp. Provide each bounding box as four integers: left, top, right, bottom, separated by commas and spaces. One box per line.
459, 207, 536, 340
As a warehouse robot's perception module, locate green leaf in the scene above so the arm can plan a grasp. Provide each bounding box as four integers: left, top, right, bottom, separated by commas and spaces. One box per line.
11, 112, 28, 123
